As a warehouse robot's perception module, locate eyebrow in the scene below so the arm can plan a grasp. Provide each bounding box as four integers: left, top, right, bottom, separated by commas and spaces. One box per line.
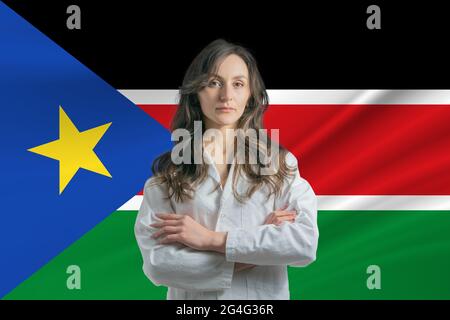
212, 75, 248, 80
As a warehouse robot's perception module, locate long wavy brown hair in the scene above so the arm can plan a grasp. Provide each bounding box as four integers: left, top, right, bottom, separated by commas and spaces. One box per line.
151, 39, 295, 203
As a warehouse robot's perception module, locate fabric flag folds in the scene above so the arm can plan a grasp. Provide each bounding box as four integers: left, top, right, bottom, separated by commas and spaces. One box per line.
2, 0, 450, 300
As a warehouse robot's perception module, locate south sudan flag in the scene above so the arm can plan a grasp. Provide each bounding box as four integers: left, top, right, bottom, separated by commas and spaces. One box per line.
1, 1, 450, 300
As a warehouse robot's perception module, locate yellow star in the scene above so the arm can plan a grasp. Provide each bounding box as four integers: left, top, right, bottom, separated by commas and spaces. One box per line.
28, 106, 112, 194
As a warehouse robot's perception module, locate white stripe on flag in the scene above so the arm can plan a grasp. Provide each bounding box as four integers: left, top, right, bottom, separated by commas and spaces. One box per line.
117, 89, 450, 212
119, 89, 450, 105
117, 195, 450, 211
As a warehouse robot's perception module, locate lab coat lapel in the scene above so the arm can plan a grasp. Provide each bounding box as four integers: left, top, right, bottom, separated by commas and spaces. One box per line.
203, 150, 221, 185
203, 149, 236, 205
220, 157, 236, 205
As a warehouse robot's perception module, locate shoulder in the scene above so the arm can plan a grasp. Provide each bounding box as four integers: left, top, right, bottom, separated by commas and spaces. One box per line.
281, 151, 302, 186
143, 176, 169, 196
284, 151, 299, 168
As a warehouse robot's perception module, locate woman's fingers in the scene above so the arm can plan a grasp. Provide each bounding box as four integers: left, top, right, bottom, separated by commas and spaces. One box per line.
159, 234, 179, 244
273, 216, 296, 226
151, 226, 182, 239
272, 211, 296, 225
264, 211, 296, 225
264, 210, 297, 225
150, 213, 184, 230
273, 210, 297, 217
264, 205, 290, 224
275, 215, 296, 221
150, 220, 180, 228
155, 213, 183, 220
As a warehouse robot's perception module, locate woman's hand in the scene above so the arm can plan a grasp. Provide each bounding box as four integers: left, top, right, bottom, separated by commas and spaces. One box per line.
264, 208, 297, 226
150, 213, 226, 252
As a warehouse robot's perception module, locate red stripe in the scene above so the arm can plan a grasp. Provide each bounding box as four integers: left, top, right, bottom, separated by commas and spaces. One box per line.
139, 104, 450, 195
139, 105, 176, 130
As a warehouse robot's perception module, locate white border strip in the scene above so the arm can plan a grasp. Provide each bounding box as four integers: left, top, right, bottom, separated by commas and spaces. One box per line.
117, 195, 450, 211
118, 89, 450, 105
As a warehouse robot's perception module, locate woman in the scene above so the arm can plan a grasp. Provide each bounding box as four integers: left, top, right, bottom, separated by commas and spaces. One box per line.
134, 39, 319, 299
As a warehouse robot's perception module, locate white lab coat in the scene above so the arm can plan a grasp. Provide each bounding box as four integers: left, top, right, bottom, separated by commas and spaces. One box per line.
134, 151, 319, 299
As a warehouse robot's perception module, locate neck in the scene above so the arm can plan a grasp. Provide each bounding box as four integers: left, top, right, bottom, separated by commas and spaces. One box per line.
203, 122, 237, 163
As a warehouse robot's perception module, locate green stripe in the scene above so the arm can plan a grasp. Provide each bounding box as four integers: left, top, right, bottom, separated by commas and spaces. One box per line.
4, 211, 166, 300
4, 211, 450, 299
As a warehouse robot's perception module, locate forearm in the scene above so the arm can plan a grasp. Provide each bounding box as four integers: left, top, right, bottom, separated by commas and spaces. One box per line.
225, 221, 318, 266
141, 244, 235, 290
136, 221, 234, 290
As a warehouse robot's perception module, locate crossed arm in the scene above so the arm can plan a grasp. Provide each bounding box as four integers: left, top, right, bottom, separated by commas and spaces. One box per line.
149, 209, 297, 272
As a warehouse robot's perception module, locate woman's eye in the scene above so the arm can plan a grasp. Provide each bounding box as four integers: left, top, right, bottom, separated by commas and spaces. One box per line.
209, 80, 222, 87
234, 82, 244, 88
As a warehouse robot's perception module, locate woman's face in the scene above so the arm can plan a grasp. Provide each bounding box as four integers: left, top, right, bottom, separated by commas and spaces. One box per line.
198, 54, 251, 130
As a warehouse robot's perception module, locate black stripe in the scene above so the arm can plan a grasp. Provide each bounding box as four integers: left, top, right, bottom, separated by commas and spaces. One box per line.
3, 1, 450, 89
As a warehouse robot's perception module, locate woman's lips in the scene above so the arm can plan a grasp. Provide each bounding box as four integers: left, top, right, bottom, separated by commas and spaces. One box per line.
216, 107, 235, 113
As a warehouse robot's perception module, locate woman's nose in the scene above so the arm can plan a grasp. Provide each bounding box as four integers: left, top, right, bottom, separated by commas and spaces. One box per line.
219, 84, 233, 101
